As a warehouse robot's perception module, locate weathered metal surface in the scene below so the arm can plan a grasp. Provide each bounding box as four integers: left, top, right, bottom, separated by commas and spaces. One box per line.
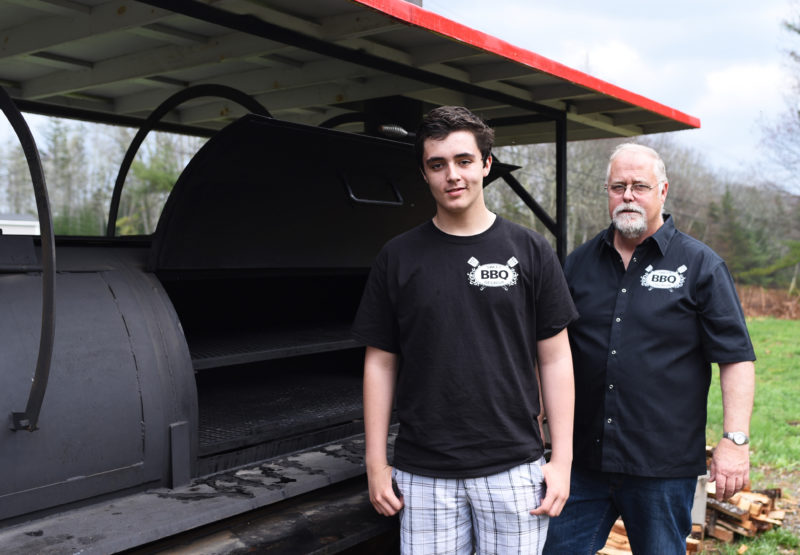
0, 431, 396, 554
126, 478, 398, 554
0, 245, 197, 522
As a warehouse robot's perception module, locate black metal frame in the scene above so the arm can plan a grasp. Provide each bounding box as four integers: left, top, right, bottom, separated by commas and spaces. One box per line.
106, 84, 271, 237
0, 86, 56, 432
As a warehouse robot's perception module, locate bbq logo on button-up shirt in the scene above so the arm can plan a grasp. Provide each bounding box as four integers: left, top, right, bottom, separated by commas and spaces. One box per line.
468, 256, 519, 290
641, 264, 687, 291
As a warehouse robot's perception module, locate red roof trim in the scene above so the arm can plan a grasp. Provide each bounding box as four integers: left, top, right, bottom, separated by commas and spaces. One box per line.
352, 0, 700, 129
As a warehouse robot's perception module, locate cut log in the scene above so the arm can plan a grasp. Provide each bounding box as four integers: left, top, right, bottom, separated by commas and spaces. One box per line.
707, 497, 749, 520
708, 525, 734, 542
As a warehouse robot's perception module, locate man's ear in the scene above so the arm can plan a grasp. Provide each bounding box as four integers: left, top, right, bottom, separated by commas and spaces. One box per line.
420, 167, 429, 183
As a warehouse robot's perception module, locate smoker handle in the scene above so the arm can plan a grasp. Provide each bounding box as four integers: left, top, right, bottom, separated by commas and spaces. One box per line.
106, 84, 271, 237
0, 86, 56, 432
342, 175, 405, 206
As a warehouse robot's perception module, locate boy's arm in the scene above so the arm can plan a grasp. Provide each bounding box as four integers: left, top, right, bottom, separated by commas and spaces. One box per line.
531, 328, 574, 517
363, 345, 404, 516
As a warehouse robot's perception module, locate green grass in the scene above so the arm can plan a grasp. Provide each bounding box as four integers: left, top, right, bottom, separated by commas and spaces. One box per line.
706, 318, 800, 475
712, 528, 800, 554
705, 318, 800, 552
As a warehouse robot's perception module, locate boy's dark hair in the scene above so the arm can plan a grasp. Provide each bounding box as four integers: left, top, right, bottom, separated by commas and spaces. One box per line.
414, 106, 495, 169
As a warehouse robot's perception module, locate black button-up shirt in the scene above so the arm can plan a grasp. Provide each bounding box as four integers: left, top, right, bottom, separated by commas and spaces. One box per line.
564, 215, 755, 477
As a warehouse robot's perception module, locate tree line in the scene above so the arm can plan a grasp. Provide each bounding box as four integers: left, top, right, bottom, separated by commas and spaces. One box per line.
0, 118, 204, 237
488, 135, 800, 292
1, 117, 799, 292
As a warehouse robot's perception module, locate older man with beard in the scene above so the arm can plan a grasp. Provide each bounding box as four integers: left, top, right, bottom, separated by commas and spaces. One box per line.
543, 143, 756, 554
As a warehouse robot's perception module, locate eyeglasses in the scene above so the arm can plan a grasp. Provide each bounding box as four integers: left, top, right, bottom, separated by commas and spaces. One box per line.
604, 183, 656, 197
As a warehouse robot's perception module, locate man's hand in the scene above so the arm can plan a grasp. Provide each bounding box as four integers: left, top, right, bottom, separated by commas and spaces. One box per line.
709, 439, 749, 500
530, 459, 570, 517
367, 463, 404, 516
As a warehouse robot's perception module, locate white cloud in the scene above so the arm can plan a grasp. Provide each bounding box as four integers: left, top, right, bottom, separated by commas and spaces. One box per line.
697, 63, 788, 121
674, 61, 791, 173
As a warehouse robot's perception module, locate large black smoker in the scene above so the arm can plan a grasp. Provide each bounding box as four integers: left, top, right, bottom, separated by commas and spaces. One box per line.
0, 93, 521, 552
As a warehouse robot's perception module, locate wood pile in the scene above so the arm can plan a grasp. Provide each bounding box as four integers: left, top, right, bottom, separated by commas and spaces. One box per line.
705, 486, 786, 543
597, 519, 702, 554
597, 486, 785, 554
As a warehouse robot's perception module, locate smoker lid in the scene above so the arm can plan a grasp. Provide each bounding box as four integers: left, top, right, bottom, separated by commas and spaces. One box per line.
149, 115, 518, 273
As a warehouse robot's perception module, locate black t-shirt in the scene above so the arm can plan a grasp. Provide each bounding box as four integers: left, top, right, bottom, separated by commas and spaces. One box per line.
565, 215, 755, 477
352, 217, 577, 478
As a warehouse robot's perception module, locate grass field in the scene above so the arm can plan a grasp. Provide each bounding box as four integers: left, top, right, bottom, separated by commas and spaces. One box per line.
706, 318, 800, 475
705, 318, 800, 553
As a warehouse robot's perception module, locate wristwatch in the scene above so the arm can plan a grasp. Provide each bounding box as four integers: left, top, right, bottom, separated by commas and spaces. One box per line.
722, 431, 749, 445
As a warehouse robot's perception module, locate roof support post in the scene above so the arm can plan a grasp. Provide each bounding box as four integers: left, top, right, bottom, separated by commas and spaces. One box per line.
555, 115, 568, 264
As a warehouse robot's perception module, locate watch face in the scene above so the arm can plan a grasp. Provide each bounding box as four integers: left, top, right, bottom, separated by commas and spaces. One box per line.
727, 432, 747, 445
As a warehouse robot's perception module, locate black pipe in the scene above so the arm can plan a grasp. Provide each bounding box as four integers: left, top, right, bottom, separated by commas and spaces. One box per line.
318, 112, 369, 129
0, 86, 56, 432
492, 154, 558, 238
106, 84, 270, 237
11, 98, 219, 138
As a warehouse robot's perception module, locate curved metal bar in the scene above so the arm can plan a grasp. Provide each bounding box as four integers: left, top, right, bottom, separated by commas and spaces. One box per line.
106, 84, 271, 237
0, 86, 56, 432
318, 112, 368, 129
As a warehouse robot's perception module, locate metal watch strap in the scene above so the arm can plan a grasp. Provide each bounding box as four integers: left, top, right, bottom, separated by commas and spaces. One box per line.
722, 431, 749, 445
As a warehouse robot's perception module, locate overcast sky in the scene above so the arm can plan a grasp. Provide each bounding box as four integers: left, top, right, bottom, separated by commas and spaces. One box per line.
424, 0, 797, 184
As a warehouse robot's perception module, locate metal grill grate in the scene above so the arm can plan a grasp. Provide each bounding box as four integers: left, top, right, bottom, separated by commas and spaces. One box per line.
197, 350, 364, 456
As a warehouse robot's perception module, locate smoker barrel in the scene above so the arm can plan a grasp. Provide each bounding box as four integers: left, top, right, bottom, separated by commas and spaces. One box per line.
0, 242, 197, 522
149, 114, 437, 474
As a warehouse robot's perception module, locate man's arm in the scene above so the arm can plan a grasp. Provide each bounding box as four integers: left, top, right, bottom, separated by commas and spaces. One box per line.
531, 328, 574, 517
363, 345, 404, 516
709, 360, 755, 500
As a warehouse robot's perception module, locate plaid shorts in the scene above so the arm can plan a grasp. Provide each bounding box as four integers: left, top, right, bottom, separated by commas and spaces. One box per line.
393, 458, 548, 554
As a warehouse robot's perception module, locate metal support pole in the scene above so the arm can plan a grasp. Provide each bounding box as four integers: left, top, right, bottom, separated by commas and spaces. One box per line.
555, 116, 568, 264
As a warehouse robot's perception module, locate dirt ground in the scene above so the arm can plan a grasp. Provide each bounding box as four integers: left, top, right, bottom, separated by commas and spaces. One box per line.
737, 285, 799, 319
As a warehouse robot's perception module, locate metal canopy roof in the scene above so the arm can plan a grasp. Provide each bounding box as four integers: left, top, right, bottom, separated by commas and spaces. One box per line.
0, 0, 699, 143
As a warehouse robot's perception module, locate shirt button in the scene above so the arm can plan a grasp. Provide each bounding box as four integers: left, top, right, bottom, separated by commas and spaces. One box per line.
607, 418, 613, 424
611, 350, 617, 355
609, 384, 614, 390
621, 288, 627, 293
615, 317, 621, 322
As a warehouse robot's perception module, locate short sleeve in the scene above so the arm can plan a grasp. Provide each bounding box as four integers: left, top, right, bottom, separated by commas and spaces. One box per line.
697, 260, 756, 363
534, 238, 579, 340
351, 248, 400, 353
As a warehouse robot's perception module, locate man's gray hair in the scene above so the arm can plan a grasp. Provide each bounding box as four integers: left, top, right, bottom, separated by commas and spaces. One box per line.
606, 143, 668, 194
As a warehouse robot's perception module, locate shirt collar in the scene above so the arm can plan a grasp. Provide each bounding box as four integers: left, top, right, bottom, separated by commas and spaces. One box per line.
601, 214, 676, 256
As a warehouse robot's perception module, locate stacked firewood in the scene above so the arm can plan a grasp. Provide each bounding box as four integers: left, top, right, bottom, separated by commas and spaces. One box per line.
597, 486, 785, 553
596, 519, 702, 554
705, 486, 786, 542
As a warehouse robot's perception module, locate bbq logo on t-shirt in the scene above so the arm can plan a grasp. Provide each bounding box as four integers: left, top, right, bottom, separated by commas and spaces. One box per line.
467, 256, 519, 290
640, 264, 687, 291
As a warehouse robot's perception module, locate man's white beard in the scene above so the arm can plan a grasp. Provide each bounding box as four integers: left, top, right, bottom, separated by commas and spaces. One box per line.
612, 203, 647, 239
